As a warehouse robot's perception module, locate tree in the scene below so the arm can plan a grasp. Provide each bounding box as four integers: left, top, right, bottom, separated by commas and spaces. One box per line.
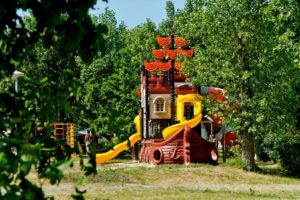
175, 0, 299, 171
260, 0, 300, 176
0, 1, 107, 199
78, 10, 157, 148
159, 1, 176, 35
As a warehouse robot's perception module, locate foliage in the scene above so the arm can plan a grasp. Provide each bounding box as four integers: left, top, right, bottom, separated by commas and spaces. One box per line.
0, 1, 300, 199
78, 10, 157, 145
75, 0, 299, 176
175, 0, 299, 173
0, 0, 107, 199
274, 133, 300, 176
159, 1, 177, 35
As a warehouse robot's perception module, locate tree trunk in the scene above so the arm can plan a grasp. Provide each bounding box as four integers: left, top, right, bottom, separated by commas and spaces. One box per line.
241, 130, 255, 171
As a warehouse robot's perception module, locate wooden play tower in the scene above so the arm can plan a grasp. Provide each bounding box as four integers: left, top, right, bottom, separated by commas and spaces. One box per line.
53, 122, 75, 150
139, 34, 218, 164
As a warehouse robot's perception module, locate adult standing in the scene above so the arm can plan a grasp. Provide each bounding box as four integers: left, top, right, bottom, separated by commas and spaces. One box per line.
84, 130, 93, 154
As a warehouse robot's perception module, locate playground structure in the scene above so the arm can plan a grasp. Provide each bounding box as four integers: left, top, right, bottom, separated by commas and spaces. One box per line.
95, 34, 238, 165
53, 122, 75, 154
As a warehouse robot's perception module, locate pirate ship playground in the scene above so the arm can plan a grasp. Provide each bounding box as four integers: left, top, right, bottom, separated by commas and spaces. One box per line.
95, 34, 237, 165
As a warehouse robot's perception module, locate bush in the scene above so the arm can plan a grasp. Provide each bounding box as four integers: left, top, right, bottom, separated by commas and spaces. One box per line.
275, 133, 300, 177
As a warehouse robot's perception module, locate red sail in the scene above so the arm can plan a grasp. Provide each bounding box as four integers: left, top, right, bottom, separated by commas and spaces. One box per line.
167, 49, 178, 59
157, 36, 171, 47
175, 62, 184, 71
175, 36, 188, 47
156, 61, 172, 72
179, 48, 194, 57
152, 49, 166, 59
144, 61, 157, 72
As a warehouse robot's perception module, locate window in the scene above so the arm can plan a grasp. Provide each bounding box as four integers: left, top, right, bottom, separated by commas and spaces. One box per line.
156, 99, 164, 112
153, 97, 165, 113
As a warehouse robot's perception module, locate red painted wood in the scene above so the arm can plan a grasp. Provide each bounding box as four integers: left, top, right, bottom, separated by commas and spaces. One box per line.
140, 126, 218, 165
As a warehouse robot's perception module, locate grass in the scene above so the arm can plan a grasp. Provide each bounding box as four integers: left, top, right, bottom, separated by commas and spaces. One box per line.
29, 158, 300, 200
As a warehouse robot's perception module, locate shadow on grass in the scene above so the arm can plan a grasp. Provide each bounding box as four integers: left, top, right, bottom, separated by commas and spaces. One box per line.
255, 161, 288, 177
221, 157, 296, 178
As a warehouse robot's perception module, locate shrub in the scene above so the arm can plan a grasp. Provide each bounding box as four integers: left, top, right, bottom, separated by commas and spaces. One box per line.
275, 133, 300, 177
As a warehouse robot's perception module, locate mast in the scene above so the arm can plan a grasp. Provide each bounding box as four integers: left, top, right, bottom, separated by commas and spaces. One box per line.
145, 69, 149, 139
143, 34, 193, 128
170, 33, 176, 125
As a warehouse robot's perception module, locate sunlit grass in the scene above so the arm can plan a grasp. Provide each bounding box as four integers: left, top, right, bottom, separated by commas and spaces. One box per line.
35, 158, 300, 200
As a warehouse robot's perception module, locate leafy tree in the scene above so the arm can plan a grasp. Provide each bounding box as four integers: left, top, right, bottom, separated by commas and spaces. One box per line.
78, 10, 157, 147
260, 0, 300, 176
170, 0, 205, 47
184, 0, 195, 13
0, 1, 107, 199
175, 0, 299, 172
159, 1, 176, 35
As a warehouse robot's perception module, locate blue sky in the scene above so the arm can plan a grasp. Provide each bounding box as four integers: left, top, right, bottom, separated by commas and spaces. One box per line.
89, 0, 186, 28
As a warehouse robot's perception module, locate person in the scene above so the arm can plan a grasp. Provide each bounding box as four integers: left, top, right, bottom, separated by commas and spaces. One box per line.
84, 129, 93, 154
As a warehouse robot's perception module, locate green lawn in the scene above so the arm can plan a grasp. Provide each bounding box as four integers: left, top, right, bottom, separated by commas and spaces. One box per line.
31, 159, 300, 200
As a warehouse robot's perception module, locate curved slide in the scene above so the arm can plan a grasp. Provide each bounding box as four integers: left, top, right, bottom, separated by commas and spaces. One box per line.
96, 115, 141, 164
162, 114, 201, 140
162, 94, 203, 140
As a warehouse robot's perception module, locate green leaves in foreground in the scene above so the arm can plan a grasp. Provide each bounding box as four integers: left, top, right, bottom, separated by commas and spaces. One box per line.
0, 0, 108, 199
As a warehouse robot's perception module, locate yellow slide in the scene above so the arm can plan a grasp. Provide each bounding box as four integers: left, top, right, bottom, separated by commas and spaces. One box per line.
96, 94, 202, 164
96, 115, 141, 164
162, 94, 203, 140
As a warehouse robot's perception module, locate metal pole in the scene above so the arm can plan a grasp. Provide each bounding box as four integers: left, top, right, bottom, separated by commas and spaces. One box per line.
145, 70, 149, 139
223, 133, 226, 162
170, 33, 175, 125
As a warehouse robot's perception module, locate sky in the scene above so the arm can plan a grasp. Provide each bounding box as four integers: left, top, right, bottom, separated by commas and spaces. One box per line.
89, 0, 187, 28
